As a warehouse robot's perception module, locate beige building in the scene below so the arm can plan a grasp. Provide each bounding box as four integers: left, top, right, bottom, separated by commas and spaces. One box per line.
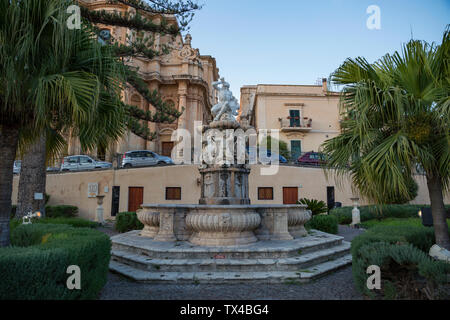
68, 1, 220, 160
239, 79, 340, 160
12, 166, 445, 221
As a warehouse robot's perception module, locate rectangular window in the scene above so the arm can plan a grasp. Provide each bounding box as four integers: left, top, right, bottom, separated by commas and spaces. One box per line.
290, 140, 302, 161
258, 187, 274, 200
289, 110, 300, 127
166, 187, 181, 200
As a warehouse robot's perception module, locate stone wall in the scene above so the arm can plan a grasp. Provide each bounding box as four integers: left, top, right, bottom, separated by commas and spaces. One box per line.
11, 165, 449, 221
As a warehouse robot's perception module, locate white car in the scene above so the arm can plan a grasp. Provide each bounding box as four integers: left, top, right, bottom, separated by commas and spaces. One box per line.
121, 150, 173, 168
60, 155, 112, 172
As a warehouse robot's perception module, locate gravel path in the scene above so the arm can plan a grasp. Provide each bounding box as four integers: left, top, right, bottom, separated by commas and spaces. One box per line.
99, 224, 364, 300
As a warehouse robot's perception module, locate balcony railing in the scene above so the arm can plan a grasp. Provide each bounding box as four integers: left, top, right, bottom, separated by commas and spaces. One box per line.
279, 117, 312, 132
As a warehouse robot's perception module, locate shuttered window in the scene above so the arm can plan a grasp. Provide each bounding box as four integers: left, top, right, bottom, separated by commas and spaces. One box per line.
258, 187, 274, 200
166, 187, 181, 200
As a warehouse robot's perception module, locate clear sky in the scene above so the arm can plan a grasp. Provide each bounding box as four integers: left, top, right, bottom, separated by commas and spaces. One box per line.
187, 0, 450, 98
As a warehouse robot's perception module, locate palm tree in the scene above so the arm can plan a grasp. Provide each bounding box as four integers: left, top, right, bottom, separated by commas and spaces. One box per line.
321, 27, 450, 249
0, 0, 126, 246
15, 27, 128, 218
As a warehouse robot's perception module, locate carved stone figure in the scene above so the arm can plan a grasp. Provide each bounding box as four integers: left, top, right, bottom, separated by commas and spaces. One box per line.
211, 78, 239, 122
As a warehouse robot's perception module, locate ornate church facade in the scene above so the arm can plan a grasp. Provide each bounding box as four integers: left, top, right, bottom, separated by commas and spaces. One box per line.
68, 1, 220, 160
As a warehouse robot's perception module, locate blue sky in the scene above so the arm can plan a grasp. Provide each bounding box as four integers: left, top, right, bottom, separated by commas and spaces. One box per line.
187, 0, 450, 98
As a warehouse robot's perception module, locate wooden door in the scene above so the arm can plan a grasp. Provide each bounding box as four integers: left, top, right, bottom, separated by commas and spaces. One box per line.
111, 186, 120, 217
283, 187, 298, 204
128, 187, 143, 212
161, 142, 174, 157
327, 186, 335, 211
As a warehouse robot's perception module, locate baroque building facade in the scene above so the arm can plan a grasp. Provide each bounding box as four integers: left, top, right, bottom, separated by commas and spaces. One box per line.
68, 1, 220, 160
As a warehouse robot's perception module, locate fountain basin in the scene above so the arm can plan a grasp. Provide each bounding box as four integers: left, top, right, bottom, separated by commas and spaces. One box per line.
137, 204, 311, 246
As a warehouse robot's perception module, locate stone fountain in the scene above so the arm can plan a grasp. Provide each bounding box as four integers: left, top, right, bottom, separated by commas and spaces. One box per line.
109, 78, 352, 282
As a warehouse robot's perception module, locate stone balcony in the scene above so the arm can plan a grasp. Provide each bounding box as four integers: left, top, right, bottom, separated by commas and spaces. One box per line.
279, 117, 313, 132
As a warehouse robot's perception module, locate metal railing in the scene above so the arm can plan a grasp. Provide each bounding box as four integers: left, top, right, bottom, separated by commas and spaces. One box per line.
279, 117, 312, 130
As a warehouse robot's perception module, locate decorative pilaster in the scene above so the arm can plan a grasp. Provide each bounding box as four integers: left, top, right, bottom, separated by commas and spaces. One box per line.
256, 207, 293, 241
154, 208, 176, 242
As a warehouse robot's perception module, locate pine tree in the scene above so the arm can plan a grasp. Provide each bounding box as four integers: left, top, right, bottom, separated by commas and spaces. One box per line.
79, 0, 202, 142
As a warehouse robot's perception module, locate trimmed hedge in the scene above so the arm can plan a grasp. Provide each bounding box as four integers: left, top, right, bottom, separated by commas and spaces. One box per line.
45, 205, 78, 218
351, 225, 450, 299
331, 204, 450, 225
10, 217, 98, 231
306, 215, 338, 234
115, 211, 144, 233
36, 217, 99, 229
0, 223, 111, 299
330, 204, 431, 225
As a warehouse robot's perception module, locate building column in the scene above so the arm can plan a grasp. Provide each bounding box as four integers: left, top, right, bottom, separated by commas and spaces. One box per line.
177, 80, 188, 130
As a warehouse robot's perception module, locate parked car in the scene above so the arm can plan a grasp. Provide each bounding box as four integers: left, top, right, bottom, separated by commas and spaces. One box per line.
60, 155, 112, 172
121, 150, 174, 168
13, 160, 21, 174
266, 149, 288, 164
247, 147, 288, 164
297, 152, 327, 166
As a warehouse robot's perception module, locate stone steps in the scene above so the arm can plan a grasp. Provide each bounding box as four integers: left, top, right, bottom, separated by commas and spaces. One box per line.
108, 229, 352, 282
109, 254, 353, 283
111, 242, 350, 273
111, 229, 344, 260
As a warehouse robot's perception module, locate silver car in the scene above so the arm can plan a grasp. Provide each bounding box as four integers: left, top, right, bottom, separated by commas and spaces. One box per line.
121, 150, 173, 168
60, 155, 112, 172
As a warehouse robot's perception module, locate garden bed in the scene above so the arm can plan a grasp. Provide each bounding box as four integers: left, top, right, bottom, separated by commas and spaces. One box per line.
0, 223, 111, 300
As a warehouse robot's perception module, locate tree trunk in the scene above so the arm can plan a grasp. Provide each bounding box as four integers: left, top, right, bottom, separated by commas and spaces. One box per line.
16, 133, 47, 218
0, 125, 20, 247
426, 173, 450, 250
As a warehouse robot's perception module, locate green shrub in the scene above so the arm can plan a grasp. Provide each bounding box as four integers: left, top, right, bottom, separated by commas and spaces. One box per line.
11, 205, 16, 219
37, 217, 99, 229
329, 204, 437, 225
10, 218, 22, 231
45, 205, 78, 218
352, 242, 450, 299
0, 223, 111, 299
351, 224, 450, 299
306, 215, 338, 234
298, 198, 328, 215
115, 211, 143, 233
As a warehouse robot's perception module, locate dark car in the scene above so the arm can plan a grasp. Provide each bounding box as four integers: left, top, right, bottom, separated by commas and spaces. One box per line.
297, 152, 327, 166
